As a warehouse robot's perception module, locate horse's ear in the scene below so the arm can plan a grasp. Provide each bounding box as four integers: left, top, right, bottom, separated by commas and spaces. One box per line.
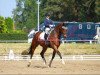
62, 22, 66, 27
63, 21, 69, 27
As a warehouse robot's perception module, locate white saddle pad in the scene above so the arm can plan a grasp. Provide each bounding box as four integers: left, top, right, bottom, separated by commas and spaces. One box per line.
39, 31, 45, 40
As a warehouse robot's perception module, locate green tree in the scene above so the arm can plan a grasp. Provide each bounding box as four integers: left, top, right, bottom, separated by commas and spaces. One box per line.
13, 0, 25, 30
13, 0, 37, 31
13, 0, 100, 30
40, 0, 99, 22
23, 0, 37, 30
95, 0, 100, 15
5, 17, 14, 33
0, 16, 7, 33
40, 0, 68, 21
95, 0, 100, 21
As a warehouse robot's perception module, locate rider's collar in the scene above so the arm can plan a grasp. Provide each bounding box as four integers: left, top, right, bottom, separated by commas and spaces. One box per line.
46, 17, 50, 20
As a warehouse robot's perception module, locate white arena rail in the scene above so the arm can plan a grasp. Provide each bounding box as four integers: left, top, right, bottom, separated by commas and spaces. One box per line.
0, 54, 100, 61
0, 40, 97, 44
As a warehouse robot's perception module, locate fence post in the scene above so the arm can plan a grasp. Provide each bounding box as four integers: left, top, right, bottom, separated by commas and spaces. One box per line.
90, 40, 92, 44
97, 37, 100, 44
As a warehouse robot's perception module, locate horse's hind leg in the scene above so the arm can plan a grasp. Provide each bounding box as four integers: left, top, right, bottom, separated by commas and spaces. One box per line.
28, 44, 38, 67
28, 48, 35, 67
40, 47, 47, 65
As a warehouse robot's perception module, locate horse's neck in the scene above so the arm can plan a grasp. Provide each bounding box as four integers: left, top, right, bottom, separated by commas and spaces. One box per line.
52, 28, 61, 38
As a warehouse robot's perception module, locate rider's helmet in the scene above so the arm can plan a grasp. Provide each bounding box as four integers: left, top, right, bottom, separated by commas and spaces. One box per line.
45, 13, 51, 17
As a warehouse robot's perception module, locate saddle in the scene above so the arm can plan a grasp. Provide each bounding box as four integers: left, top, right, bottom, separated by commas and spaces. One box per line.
39, 30, 53, 45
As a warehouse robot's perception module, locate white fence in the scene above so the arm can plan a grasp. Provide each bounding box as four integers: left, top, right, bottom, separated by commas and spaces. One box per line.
61, 40, 97, 44
0, 54, 100, 61
0, 40, 98, 44
0, 40, 27, 43
0, 40, 99, 61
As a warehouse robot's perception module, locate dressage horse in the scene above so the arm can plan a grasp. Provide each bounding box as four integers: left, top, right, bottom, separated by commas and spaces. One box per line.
28, 22, 67, 67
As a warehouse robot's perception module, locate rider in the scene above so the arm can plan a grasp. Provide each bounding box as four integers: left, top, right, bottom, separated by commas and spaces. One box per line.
44, 13, 54, 45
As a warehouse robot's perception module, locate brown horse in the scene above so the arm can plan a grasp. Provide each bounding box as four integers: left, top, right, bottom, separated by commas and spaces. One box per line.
28, 22, 67, 67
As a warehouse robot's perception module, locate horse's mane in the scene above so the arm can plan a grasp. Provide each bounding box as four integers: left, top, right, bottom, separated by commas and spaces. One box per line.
52, 22, 65, 34
54, 22, 64, 30
49, 22, 65, 39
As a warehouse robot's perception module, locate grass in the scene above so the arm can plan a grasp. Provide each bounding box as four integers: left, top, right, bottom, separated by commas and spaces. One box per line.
0, 43, 100, 55
59, 43, 100, 55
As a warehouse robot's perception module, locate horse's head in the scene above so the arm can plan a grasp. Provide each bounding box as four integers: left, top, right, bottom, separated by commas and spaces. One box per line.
60, 22, 67, 38
53, 22, 67, 39
54, 22, 67, 39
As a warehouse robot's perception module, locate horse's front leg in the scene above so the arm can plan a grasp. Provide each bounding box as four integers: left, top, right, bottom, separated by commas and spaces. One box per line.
56, 50, 65, 65
40, 47, 47, 65
49, 50, 56, 67
50, 45, 65, 67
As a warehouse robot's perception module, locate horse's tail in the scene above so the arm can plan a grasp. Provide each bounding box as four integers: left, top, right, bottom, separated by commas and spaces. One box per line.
28, 44, 32, 55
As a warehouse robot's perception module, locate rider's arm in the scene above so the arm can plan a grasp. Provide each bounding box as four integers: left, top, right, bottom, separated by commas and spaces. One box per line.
44, 19, 49, 27
49, 19, 55, 28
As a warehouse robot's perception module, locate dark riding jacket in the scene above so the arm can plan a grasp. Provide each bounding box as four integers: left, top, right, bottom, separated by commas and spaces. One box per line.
44, 18, 54, 28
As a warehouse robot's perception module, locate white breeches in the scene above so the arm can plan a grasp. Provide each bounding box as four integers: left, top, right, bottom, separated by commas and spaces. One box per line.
45, 28, 50, 34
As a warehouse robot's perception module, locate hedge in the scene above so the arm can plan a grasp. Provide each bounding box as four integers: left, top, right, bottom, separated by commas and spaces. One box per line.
0, 33, 28, 40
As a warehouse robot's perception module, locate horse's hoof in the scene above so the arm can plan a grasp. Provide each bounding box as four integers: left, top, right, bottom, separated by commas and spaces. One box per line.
62, 61, 65, 65
62, 59, 65, 65
48, 66, 50, 68
27, 60, 31, 67
44, 62, 46, 65
27, 64, 30, 67
48, 65, 51, 68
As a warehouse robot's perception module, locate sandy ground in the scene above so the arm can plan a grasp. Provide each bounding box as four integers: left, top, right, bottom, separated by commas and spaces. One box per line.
0, 60, 100, 75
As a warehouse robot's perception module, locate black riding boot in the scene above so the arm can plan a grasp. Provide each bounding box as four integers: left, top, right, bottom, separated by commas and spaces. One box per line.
44, 33, 49, 45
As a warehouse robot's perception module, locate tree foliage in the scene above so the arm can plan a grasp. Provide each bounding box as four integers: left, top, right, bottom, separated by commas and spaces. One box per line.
13, 0, 100, 31
0, 16, 14, 33
41, 0, 100, 22
0, 16, 7, 33
95, 0, 100, 21
13, 0, 37, 31
5, 17, 14, 33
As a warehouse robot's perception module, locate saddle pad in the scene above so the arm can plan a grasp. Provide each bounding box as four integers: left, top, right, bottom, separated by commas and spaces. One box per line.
39, 31, 45, 40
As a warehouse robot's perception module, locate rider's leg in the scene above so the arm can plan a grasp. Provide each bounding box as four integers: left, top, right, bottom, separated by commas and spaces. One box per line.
45, 27, 50, 45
